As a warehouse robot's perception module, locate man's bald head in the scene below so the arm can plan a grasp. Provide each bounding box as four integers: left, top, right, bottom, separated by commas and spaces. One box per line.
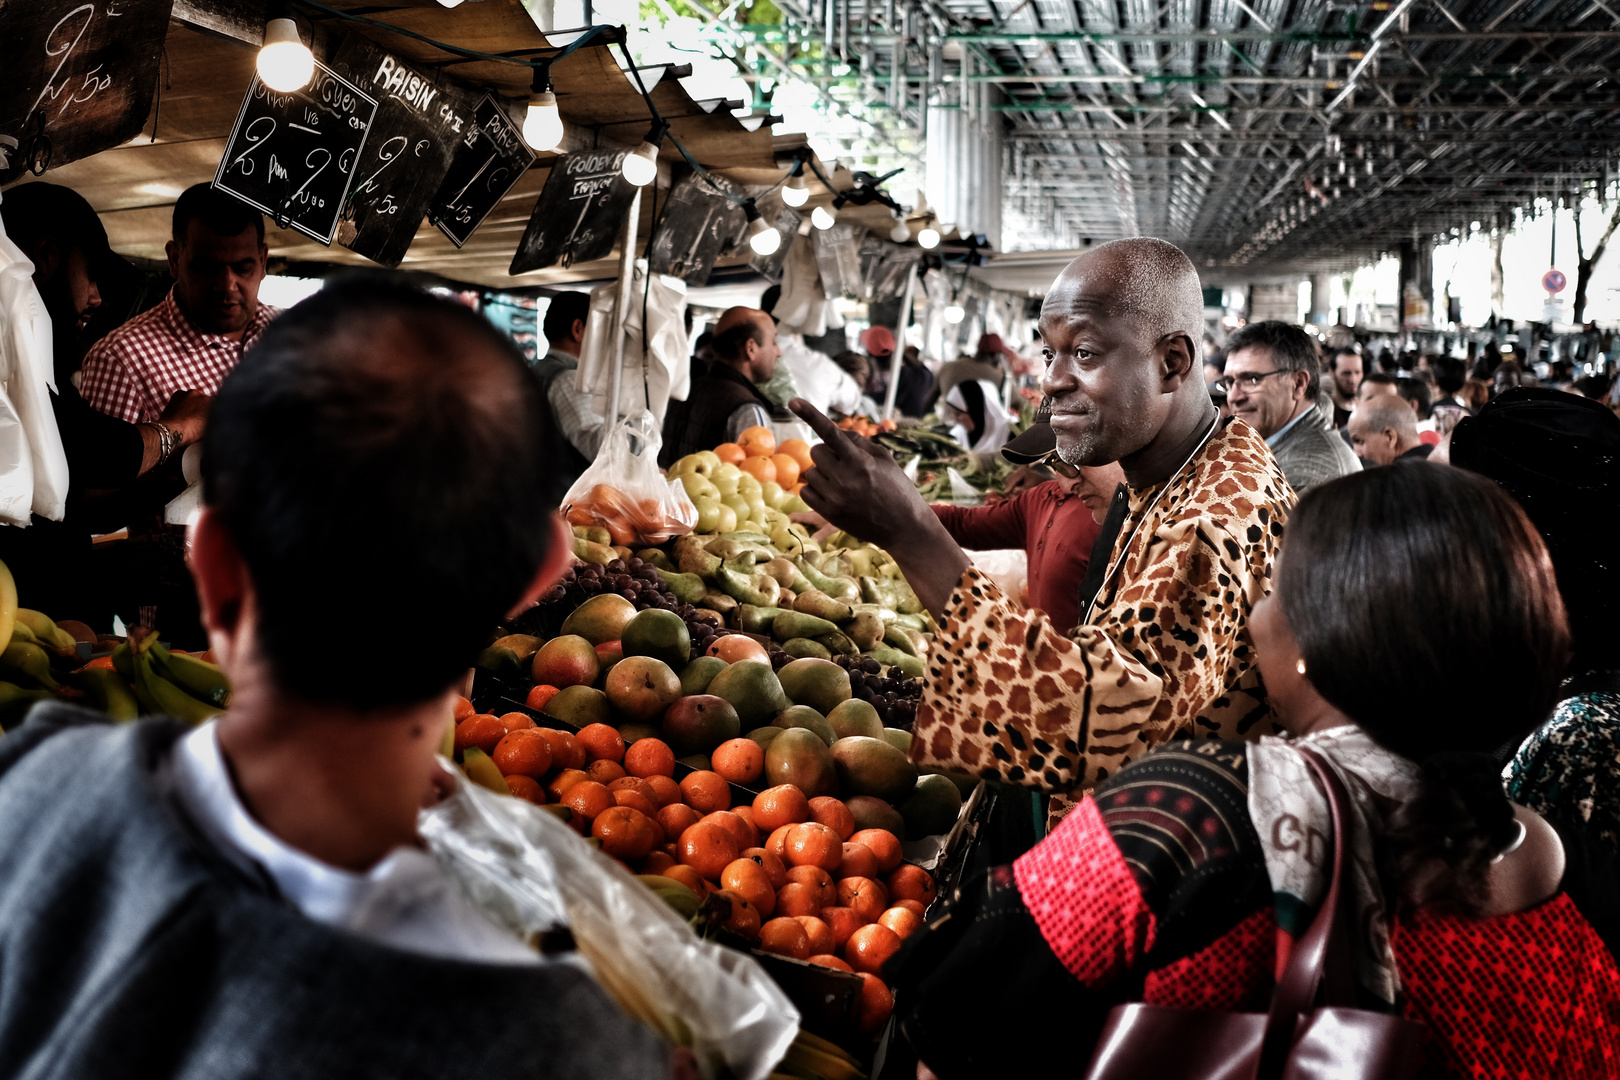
712, 305, 780, 382
716, 306, 770, 335
1042, 237, 1206, 365
1346, 396, 1422, 466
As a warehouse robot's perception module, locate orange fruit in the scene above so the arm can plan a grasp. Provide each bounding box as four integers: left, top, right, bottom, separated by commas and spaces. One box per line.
593, 806, 660, 860
837, 841, 880, 880
498, 711, 536, 731
738, 456, 777, 484
718, 892, 762, 940
721, 858, 777, 918
645, 774, 683, 807
775, 882, 823, 918
681, 770, 732, 814
608, 775, 659, 802
779, 438, 814, 471
754, 785, 812, 831
765, 823, 795, 861
707, 635, 771, 664
849, 828, 903, 874
741, 847, 789, 889
547, 767, 589, 801
624, 737, 676, 778
770, 453, 800, 488
808, 954, 852, 972
893, 899, 927, 918
738, 425, 777, 458
576, 723, 626, 764
656, 802, 704, 841
732, 804, 760, 835
796, 915, 835, 956
524, 684, 561, 712
887, 864, 936, 905
758, 917, 810, 959
808, 796, 856, 841
785, 864, 837, 907
560, 780, 615, 821
837, 876, 889, 924
878, 906, 923, 940
714, 442, 747, 465
712, 738, 765, 785
492, 729, 554, 779
505, 775, 546, 804
613, 788, 661, 820
453, 696, 476, 721
537, 728, 587, 771
848, 923, 903, 976
586, 759, 627, 785
678, 820, 740, 881
785, 822, 843, 873
704, 810, 757, 851
455, 714, 507, 755
855, 972, 893, 1034
641, 850, 678, 874
820, 906, 862, 951
663, 864, 710, 896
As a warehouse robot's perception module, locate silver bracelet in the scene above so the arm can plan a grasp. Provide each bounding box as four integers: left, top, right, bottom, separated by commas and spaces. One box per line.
146, 422, 179, 463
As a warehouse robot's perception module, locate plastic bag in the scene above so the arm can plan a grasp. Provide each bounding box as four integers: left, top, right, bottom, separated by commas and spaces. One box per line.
419, 773, 799, 1080
562, 409, 697, 546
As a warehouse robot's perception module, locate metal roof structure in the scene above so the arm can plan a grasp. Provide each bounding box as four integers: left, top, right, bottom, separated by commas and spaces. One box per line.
732, 0, 1620, 273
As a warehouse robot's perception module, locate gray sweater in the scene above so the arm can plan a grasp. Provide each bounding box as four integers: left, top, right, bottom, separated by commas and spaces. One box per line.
0, 705, 670, 1080
1268, 407, 1362, 494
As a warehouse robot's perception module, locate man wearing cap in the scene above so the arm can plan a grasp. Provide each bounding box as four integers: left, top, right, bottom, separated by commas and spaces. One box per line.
933, 333, 1014, 411
792, 237, 1293, 821
78, 183, 278, 424
858, 325, 896, 404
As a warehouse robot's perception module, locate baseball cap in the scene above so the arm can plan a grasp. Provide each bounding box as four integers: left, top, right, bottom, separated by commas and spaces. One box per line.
977, 333, 1020, 361
1001, 395, 1057, 464
859, 325, 896, 357
0, 181, 134, 284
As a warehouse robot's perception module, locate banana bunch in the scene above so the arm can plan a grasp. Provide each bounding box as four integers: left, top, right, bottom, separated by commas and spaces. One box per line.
113, 631, 230, 725
769, 1030, 868, 1080
0, 606, 86, 695
635, 874, 702, 919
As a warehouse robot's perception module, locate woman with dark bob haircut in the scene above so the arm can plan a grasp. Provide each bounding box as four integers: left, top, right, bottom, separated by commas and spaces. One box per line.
893, 465, 1620, 1080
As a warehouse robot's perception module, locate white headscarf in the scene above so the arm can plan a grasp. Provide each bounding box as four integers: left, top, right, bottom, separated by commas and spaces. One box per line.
945, 379, 1012, 455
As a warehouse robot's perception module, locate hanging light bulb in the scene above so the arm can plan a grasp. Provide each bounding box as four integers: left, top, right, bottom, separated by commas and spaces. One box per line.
782, 169, 810, 207
621, 125, 663, 188
812, 205, 836, 230
257, 15, 314, 93
890, 213, 912, 243
522, 69, 564, 152
918, 222, 941, 249
746, 202, 781, 256
436, 0, 467, 6
944, 304, 966, 324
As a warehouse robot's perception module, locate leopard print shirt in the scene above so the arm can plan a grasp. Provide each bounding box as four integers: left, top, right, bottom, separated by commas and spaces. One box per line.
912, 418, 1295, 819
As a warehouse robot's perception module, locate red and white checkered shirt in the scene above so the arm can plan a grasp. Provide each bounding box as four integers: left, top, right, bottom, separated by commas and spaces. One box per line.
78, 288, 280, 423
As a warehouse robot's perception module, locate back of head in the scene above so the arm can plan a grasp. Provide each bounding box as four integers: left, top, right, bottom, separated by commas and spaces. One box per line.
1361, 371, 1397, 394
1396, 374, 1431, 418
1277, 464, 1569, 911
1431, 355, 1466, 396
1224, 320, 1320, 399
202, 275, 561, 708
713, 313, 766, 364
1356, 396, 1418, 440
542, 291, 590, 344
173, 183, 264, 243
1, 181, 103, 259
1450, 386, 1620, 676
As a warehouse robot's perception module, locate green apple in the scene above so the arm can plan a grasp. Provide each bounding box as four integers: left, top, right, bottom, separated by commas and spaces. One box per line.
693, 496, 723, 533
711, 464, 741, 497
736, 473, 762, 501
759, 480, 786, 510
716, 503, 739, 533
780, 495, 811, 514
680, 472, 720, 502
722, 493, 752, 522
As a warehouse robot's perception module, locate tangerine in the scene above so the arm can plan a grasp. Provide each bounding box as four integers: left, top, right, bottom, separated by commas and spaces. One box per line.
455, 714, 507, 754
492, 729, 554, 779
738, 426, 777, 458
785, 865, 837, 907
645, 774, 683, 807
560, 780, 615, 821
796, 915, 835, 956
498, 711, 536, 731
586, 759, 627, 784
678, 820, 740, 881
524, 684, 562, 712
741, 847, 789, 889
849, 828, 904, 874
785, 822, 844, 873
731, 804, 760, 835
753, 785, 812, 831
608, 775, 659, 802
758, 917, 810, 959
593, 806, 660, 860
878, 906, 923, 940
576, 723, 626, 763
769, 453, 801, 488
656, 802, 704, 840
715, 889, 761, 939
712, 738, 766, 784
704, 810, 757, 852
714, 442, 747, 465
641, 850, 678, 875
837, 841, 880, 880
738, 456, 777, 484
537, 728, 587, 771
663, 864, 709, 896
893, 899, 927, 918
775, 882, 823, 918
547, 768, 589, 801
505, 775, 546, 804
681, 770, 732, 813
855, 972, 893, 1034
721, 858, 777, 918
837, 876, 889, 924
887, 864, 937, 905
779, 438, 815, 472
808, 796, 856, 841
807, 954, 852, 972
820, 906, 863, 951
765, 823, 795, 861
624, 737, 677, 778
613, 788, 661, 820
453, 696, 476, 721
847, 923, 903, 976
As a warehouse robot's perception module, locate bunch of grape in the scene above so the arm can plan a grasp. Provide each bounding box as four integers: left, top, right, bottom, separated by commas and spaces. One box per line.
835, 653, 924, 731
516, 559, 721, 656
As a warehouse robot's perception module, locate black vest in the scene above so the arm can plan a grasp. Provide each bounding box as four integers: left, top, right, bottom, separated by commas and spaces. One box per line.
659, 363, 777, 467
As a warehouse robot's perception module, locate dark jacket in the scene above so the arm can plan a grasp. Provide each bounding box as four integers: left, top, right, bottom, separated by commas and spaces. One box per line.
0, 705, 670, 1080
660, 363, 776, 467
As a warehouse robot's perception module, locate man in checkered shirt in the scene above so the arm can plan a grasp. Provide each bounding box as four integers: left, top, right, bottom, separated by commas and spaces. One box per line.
79, 185, 280, 423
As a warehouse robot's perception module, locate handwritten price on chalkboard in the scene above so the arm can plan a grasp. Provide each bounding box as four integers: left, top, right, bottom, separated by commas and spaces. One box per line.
27, 4, 113, 121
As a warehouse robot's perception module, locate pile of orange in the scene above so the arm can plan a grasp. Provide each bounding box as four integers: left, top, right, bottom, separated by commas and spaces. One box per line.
450, 695, 931, 1036
714, 428, 814, 495
835, 415, 898, 438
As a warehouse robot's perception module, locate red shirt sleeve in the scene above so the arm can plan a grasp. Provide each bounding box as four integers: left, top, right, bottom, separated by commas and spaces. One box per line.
930, 490, 1032, 552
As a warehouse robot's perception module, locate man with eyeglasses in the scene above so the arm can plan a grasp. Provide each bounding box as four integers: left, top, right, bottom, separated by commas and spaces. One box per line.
1220, 321, 1360, 494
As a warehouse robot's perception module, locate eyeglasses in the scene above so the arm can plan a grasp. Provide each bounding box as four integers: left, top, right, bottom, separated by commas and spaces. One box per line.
1214, 369, 1292, 394
1034, 449, 1081, 480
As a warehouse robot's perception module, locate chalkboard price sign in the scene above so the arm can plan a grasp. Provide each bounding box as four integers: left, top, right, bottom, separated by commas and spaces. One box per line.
213, 66, 378, 246
509, 148, 638, 275
0, 0, 176, 184
432, 95, 535, 249
646, 171, 747, 286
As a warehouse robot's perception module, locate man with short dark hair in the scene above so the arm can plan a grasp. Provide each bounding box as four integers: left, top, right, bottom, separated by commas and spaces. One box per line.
1329, 347, 1362, 427
660, 306, 780, 463
533, 290, 599, 475
0, 278, 672, 1079
1347, 397, 1431, 465
1357, 370, 1398, 405
1221, 320, 1360, 493
79, 184, 277, 423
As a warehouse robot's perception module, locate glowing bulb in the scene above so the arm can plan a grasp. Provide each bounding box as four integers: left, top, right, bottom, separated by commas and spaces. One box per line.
812, 206, 836, 230
621, 141, 659, 187
918, 227, 941, 249
782, 172, 810, 207
890, 218, 912, 243
436, 0, 466, 6
944, 304, 965, 324
748, 216, 781, 256
522, 91, 564, 152
257, 18, 314, 93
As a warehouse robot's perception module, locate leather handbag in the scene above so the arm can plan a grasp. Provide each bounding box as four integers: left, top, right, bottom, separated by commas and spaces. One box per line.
1081, 748, 1426, 1080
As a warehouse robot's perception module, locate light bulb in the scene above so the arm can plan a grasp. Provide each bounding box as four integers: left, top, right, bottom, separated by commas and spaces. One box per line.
436, 0, 466, 5
918, 227, 941, 249
782, 172, 810, 207
258, 18, 314, 93
749, 216, 781, 256
890, 218, 912, 243
621, 141, 659, 187
812, 206, 836, 230
944, 304, 965, 324
522, 90, 564, 152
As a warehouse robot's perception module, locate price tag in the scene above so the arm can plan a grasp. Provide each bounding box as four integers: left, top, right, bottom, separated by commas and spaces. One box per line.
432, 95, 536, 249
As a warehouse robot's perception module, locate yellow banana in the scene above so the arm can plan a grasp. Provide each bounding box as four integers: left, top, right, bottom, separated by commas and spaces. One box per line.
133, 649, 219, 724
652, 887, 701, 919
0, 641, 58, 691
148, 643, 230, 707
0, 560, 15, 651
8, 622, 38, 647
439, 713, 456, 757
782, 1038, 867, 1080
791, 1031, 863, 1065
460, 748, 509, 794
71, 667, 140, 721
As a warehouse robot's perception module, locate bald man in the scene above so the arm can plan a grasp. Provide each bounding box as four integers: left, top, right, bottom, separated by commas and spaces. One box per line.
1347, 397, 1431, 465
660, 306, 781, 464
790, 238, 1294, 822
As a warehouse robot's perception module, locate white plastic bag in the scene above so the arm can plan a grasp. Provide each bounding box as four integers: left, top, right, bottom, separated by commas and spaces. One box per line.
419, 774, 799, 1080
562, 409, 697, 546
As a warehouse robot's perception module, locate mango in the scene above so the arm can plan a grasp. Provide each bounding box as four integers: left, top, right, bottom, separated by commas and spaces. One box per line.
764, 727, 837, 798
776, 704, 836, 747
830, 736, 918, 802
778, 657, 852, 715
899, 773, 965, 840
706, 660, 791, 728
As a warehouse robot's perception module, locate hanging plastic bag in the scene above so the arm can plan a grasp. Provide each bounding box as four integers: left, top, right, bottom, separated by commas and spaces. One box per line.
561, 409, 697, 547
420, 774, 800, 1080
